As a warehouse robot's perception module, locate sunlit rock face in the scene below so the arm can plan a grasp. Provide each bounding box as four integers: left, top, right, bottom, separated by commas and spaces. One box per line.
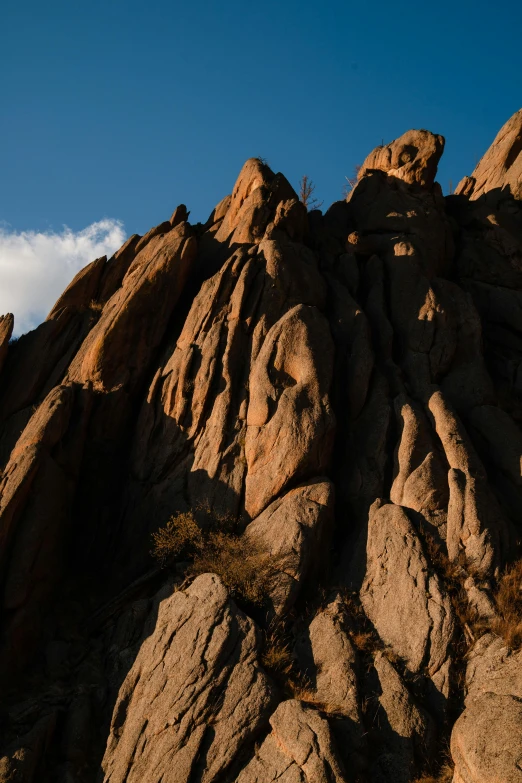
1, 112, 522, 783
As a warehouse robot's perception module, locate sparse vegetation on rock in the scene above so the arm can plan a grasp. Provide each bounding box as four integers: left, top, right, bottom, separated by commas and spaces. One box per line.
1, 109, 522, 783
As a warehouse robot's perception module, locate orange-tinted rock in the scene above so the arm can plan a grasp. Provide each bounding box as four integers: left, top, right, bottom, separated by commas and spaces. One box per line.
47, 255, 107, 320
67, 223, 196, 393
456, 109, 522, 200
215, 158, 297, 244
98, 233, 141, 302
358, 128, 445, 188
0, 116, 521, 783
133, 219, 172, 254
245, 304, 335, 517
170, 203, 189, 226
0, 313, 14, 375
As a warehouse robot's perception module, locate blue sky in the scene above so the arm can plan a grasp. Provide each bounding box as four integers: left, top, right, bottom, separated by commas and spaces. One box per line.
1, 0, 522, 331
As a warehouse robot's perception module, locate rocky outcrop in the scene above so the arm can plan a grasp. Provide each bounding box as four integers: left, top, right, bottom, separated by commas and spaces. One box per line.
370, 652, 435, 783
456, 109, 522, 200
244, 480, 334, 614
67, 221, 196, 393
358, 128, 445, 188
237, 699, 348, 783
1, 111, 522, 783
451, 634, 522, 783
102, 574, 275, 783
360, 501, 454, 695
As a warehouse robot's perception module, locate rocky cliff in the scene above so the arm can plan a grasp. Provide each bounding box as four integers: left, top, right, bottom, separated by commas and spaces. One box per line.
0, 110, 522, 783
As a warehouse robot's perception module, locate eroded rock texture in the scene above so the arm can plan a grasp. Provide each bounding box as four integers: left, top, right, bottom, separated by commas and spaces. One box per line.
1, 113, 522, 782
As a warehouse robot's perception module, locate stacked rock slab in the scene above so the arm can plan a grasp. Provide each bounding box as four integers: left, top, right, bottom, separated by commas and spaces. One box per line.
0, 113, 521, 783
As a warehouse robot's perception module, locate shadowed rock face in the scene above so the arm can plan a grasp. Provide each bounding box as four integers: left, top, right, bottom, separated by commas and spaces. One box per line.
0, 112, 522, 783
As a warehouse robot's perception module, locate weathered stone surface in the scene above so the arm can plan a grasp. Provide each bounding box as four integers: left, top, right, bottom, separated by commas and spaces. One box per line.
428, 389, 508, 575
0, 308, 92, 423
456, 108, 522, 200
170, 203, 189, 226
293, 597, 366, 775
451, 634, 522, 783
0, 114, 522, 783
102, 574, 275, 783
67, 223, 196, 393
214, 158, 297, 245
349, 168, 453, 278
245, 304, 335, 518
0, 313, 14, 375
390, 395, 449, 530
358, 128, 445, 188
98, 233, 141, 303
0, 384, 87, 678
295, 597, 360, 720
47, 255, 107, 320
237, 699, 348, 783
244, 480, 334, 614
119, 230, 332, 569
360, 501, 454, 685
133, 219, 172, 254
370, 652, 435, 783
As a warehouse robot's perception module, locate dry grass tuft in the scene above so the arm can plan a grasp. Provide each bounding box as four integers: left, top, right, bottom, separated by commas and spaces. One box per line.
491, 558, 522, 650
351, 631, 377, 654
421, 530, 483, 645
339, 591, 384, 655
261, 629, 294, 677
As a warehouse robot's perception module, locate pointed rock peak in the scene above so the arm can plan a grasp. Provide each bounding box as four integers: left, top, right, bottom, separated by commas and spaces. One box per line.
227, 157, 277, 217
359, 128, 445, 188
170, 204, 189, 226
456, 108, 522, 200
214, 158, 297, 244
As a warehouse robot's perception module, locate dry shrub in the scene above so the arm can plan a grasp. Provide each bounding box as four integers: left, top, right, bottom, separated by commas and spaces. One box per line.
192, 532, 274, 605
89, 299, 104, 313
151, 511, 276, 606
151, 512, 203, 565
492, 558, 522, 650
413, 764, 453, 783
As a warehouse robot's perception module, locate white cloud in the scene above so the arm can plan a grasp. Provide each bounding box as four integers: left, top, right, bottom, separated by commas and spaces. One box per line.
0, 219, 126, 336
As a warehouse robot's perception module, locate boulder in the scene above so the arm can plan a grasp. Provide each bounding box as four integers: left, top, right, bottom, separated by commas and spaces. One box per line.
358, 128, 445, 189
360, 501, 454, 690
237, 699, 348, 783
451, 634, 522, 783
245, 304, 335, 518
244, 480, 334, 615
428, 389, 507, 575
102, 574, 276, 783
370, 652, 435, 783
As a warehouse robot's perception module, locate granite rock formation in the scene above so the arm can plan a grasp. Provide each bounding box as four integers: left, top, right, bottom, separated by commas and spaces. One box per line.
0, 111, 522, 783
